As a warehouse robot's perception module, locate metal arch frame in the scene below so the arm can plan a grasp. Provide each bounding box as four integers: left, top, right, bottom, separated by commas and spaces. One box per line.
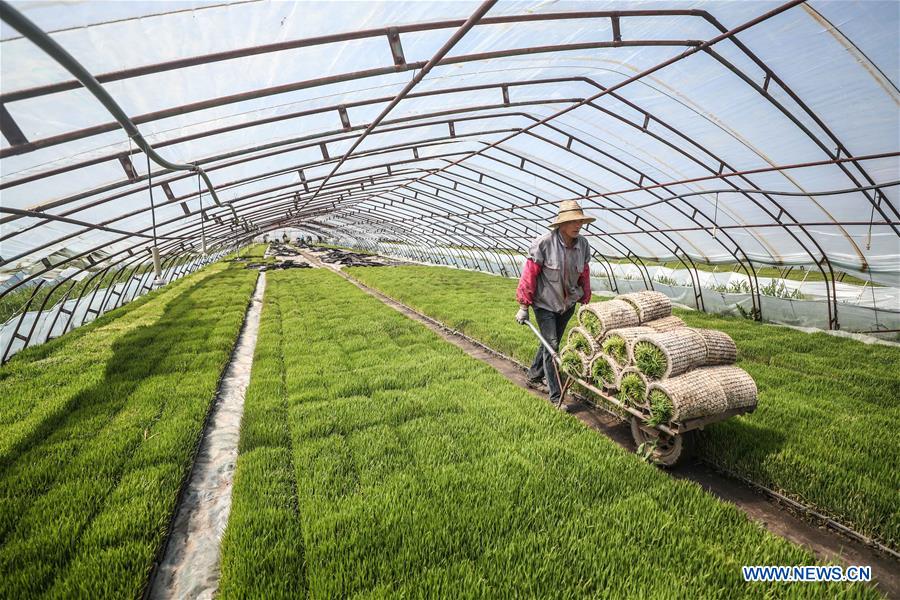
15, 3, 886, 234
0, 137, 490, 268
306, 0, 879, 328
0, 112, 670, 297
1, 2, 892, 332
316, 186, 582, 279
0, 104, 569, 233
336, 176, 659, 293
217, 156, 659, 292
299, 0, 499, 210
0, 69, 884, 318
378, 160, 677, 292
0, 106, 836, 318
3, 124, 884, 324
277, 187, 535, 275
3, 103, 892, 316
0, 68, 875, 265
0, 2, 884, 247
271, 189, 528, 274
268, 129, 748, 311
19, 115, 712, 302
300, 193, 661, 295
0, 9, 709, 104
0, 9, 711, 157
0, 76, 609, 194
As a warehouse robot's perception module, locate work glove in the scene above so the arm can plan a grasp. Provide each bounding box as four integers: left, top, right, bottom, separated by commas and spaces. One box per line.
515, 305, 529, 325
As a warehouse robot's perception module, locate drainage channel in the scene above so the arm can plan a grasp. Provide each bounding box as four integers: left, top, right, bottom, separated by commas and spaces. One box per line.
302, 257, 899, 598
148, 272, 266, 599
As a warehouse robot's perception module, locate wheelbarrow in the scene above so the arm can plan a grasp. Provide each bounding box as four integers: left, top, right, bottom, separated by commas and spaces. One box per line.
523, 320, 754, 467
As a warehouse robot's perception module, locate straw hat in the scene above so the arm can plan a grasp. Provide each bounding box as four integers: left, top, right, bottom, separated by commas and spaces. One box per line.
549, 200, 596, 228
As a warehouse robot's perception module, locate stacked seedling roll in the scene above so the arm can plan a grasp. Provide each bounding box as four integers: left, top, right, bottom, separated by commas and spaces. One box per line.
554, 292, 754, 428
709, 365, 758, 410
644, 315, 685, 332
601, 326, 653, 367
566, 326, 599, 356
578, 300, 639, 339
689, 327, 738, 365
559, 345, 590, 379
618, 290, 672, 323
589, 354, 620, 390
630, 326, 740, 380
646, 369, 729, 424
630, 328, 708, 380
617, 367, 649, 408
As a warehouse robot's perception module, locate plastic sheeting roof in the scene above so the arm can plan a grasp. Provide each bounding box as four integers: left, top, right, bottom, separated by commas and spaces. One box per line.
1, 1, 898, 305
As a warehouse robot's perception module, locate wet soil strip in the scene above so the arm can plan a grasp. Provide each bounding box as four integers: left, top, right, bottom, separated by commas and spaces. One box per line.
148, 273, 267, 599
305, 255, 898, 598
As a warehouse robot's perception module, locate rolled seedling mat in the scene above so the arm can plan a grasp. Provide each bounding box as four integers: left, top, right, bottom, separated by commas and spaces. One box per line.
601, 326, 653, 367
589, 353, 620, 390
689, 327, 738, 365
647, 370, 728, 424
559, 345, 590, 379
616, 367, 649, 409
566, 326, 599, 356
578, 300, 639, 339
644, 315, 686, 333
701, 365, 758, 410
630, 328, 708, 380
617, 290, 672, 323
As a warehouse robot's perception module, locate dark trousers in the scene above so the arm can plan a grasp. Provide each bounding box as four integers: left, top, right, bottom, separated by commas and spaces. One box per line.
527, 304, 576, 401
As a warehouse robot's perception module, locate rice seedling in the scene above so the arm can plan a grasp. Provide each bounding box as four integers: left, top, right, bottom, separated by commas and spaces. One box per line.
647, 370, 731, 423
220, 268, 877, 598
618, 370, 648, 408
631, 328, 735, 380
601, 335, 627, 364
579, 309, 602, 338
589, 355, 617, 389
566, 327, 595, 355
655, 274, 678, 286
633, 340, 666, 379
601, 326, 652, 366
646, 390, 673, 426
0, 259, 260, 597
347, 265, 900, 546
559, 346, 585, 377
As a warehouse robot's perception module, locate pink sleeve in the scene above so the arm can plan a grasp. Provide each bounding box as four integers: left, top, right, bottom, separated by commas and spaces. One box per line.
578, 263, 592, 304
516, 259, 542, 305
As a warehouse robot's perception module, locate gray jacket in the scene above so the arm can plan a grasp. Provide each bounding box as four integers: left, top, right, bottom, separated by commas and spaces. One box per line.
527, 230, 590, 313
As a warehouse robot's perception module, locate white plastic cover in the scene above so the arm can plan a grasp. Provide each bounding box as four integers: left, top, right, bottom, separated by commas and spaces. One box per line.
1, 1, 898, 326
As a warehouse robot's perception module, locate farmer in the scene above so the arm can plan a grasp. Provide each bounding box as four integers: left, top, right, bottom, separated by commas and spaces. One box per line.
515, 200, 594, 405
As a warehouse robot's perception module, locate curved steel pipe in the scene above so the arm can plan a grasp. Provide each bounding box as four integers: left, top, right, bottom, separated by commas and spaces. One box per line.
0, 0, 225, 208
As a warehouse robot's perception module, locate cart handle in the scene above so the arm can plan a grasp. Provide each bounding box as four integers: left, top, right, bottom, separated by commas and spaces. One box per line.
523, 320, 561, 365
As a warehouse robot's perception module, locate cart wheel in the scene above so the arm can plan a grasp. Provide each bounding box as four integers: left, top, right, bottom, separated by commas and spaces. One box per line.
630, 417, 691, 468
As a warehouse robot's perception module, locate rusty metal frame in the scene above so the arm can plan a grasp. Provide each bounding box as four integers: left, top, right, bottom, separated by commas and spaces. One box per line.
3, 112, 892, 310
1, 0, 896, 341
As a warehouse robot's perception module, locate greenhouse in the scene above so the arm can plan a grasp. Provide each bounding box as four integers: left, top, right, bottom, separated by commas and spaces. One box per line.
0, 0, 898, 597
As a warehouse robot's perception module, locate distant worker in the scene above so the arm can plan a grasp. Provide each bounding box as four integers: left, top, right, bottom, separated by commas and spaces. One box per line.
516, 200, 594, 405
